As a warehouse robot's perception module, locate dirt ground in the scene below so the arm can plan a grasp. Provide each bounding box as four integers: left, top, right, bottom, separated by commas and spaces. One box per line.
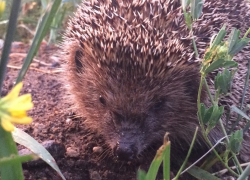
2, 42, 249, 180
1, 42, 155, 180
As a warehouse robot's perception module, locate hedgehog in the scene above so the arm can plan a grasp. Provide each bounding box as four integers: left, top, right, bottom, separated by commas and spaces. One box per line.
61, 0, 250, 164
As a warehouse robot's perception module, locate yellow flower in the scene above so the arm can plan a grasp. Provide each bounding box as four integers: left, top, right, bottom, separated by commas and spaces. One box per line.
0, 82, 33, 132
0, 0, 5, 17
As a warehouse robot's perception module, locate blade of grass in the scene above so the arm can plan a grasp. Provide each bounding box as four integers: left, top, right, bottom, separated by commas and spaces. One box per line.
12, 127, 66, 180
187, 166, 221, 180
0, 1, 24, 179
145, 133, 170, 180
48, 4, 67, 44
163, 133, 171, 180
230, 58, 250, 133
137, 170, 147, 180
237, 163, 250, 180
16, 0, 62, 84
0, 0, 21, 94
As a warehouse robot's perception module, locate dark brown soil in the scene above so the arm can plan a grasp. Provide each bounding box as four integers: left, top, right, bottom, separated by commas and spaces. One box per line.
1, 42, 153, 180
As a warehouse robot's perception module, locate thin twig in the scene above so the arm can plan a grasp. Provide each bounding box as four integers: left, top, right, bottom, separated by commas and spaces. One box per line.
212, 162, 250, 176
9, 52, 51, 66
7, 64, 63, 74
180, 136, 228, 175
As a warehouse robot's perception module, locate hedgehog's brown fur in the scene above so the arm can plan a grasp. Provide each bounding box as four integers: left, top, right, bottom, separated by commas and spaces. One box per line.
62, 0, 250, 164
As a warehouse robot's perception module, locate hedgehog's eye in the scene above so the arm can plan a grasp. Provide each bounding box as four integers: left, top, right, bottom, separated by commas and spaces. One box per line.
99, 95, 106, 106
153, 99, 165, 110
113, 112, 123, 124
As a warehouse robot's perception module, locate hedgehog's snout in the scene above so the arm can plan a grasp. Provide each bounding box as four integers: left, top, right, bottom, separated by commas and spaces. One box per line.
114, 141, 138, 161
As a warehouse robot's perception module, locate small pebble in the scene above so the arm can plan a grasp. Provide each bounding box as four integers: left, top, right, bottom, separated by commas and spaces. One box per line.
66, 147, 80, 157
93, 146, 103, 154
66, 118, 72, 124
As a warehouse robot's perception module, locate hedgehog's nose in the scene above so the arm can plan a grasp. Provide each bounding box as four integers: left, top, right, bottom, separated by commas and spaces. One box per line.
114, 142, 137, 161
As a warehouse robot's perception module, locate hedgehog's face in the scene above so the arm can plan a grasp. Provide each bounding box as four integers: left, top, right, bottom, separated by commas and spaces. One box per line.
66, 44, 203, 161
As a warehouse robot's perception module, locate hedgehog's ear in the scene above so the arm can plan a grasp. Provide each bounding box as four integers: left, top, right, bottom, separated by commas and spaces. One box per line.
64, 40, 85, 73
74, 49, 84, 73
183, 68, 203, 102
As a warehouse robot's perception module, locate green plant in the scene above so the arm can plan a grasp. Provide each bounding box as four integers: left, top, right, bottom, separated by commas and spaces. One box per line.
0, 0, 66, 179
137, 0, 250, 179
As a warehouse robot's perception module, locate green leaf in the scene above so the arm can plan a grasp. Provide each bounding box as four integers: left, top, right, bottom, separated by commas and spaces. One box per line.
190, 0, 203, 20
137, 170, 147, 180
204, 59, 237, 74
203, 106, 214, 124
207, 106, 224, 132
16, 0, 62, 84
214, 72, 221, 90
204, 59, 225, 74
229, 39, 250, 55
12, 128, 66, 180
228, 129, 243, 154
215, 69, 234, 94
228, 28, 240, 53
188, 166, 221, 180
222, 61, 238, 68
210, 25, 226, 49
144, 133, 171, 180
0, 0, 21, 94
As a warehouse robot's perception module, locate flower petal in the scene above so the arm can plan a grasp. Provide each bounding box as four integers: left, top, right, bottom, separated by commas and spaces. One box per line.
10, 110, 27, 118
1, 118, 14, 132
0, 82, 23, 103
0, 1, 5, 16
10, 116, 32, 124
7, 94, 33, 111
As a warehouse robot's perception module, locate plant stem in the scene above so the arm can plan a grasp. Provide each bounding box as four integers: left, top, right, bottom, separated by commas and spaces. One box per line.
218, 120, 243, 173
197, 76, 239, 177
204, 79, 215, 104
174, 127, 199, 180
243, 27, 250, 39
197, 76, 205, 132
203, 76, 243, 173
0, 125, 24, 180
203, 135, 239, 177
192, 36, 199, 58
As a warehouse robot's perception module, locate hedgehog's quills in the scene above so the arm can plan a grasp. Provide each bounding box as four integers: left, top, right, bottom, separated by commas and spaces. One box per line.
61, 0, 250, 163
